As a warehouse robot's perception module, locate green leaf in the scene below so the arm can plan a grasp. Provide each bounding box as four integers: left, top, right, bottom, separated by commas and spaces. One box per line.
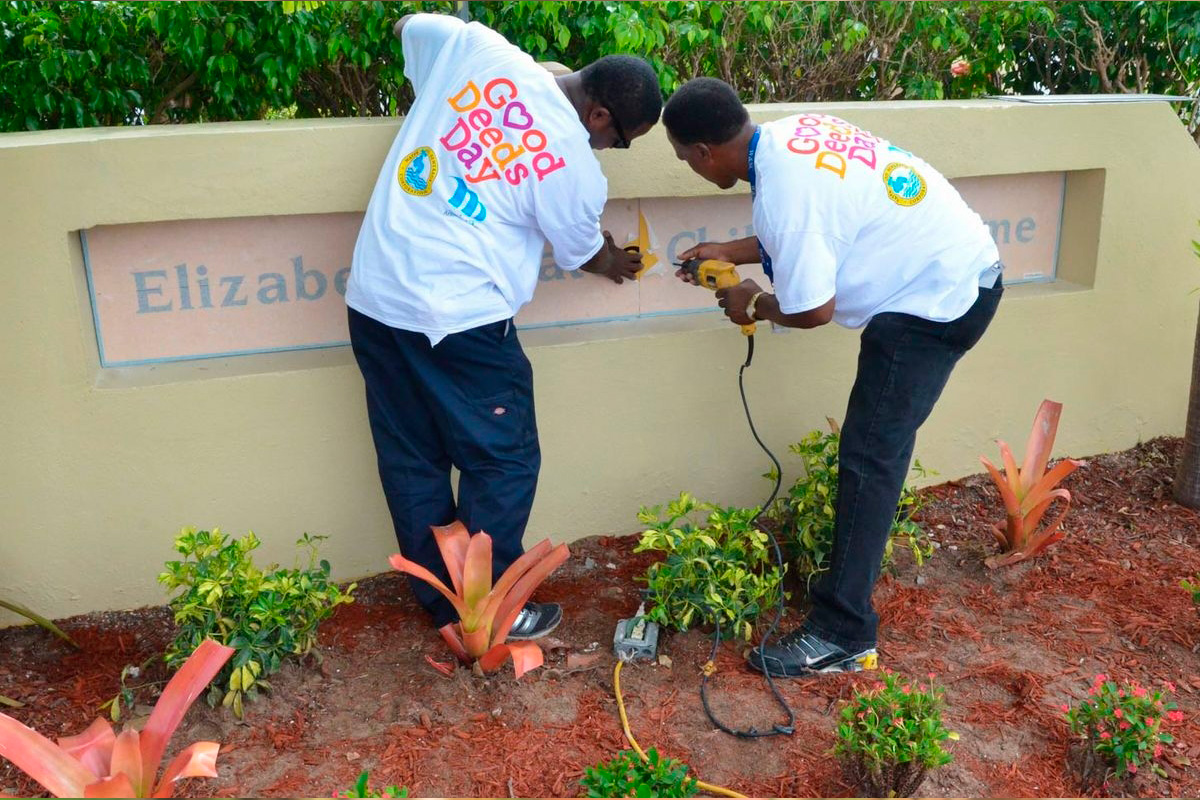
37, 58, 60, 83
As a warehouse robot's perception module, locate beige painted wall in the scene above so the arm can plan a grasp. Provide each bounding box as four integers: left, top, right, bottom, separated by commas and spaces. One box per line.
3, 99, 1200, 625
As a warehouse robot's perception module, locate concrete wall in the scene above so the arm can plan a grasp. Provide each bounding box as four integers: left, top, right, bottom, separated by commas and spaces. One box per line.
3, 99, 1200, 624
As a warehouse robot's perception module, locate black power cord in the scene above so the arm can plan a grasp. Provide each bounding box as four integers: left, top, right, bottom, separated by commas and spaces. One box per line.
699, 333, 797, 738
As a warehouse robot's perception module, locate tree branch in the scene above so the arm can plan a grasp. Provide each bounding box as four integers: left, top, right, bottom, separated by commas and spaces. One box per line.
150, 70, 198, 123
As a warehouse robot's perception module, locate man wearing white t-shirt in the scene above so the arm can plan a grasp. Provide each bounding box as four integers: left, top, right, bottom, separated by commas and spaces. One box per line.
662, 78, 1002, 677
347, 13, 661, 640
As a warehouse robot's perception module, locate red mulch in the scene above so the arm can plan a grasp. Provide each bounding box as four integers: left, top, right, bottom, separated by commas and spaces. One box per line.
2, 436, 1199, 798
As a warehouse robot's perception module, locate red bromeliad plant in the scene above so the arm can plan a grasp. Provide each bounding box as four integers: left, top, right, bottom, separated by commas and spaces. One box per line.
389, 521, 568, 679
981, 398, 1084, 568
0, 638, 233, 798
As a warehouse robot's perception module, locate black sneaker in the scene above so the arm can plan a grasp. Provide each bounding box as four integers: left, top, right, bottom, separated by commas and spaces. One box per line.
746, 629, 878, 678
505, 601, 562, 641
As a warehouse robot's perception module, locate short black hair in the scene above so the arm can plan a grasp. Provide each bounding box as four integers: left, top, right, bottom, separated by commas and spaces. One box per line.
662, 78, 749, 145
579, 55, 663, 131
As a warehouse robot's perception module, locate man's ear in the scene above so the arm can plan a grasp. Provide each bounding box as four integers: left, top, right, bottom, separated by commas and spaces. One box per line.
588, 103, 612, 125
582, 102, 610, 134
694, 142, 713, 163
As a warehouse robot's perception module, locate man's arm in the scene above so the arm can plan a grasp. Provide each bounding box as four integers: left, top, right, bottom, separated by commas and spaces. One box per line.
743, 228, 840, 328
678, 236, 761, 267
751, 291, 835, 329
715, 279, 835, 329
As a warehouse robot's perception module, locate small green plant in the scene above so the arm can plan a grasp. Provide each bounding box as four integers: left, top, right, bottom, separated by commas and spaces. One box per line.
832, 671, 957, 798
1064, 674, 1181, 789
98, 658, 157, 722
1183, 576, 1200, 608
159, 527, 355, 718
635, 492, 785, 640
579, 748, 697, 798
768, 420, 934, 589
336, 770, 408, 798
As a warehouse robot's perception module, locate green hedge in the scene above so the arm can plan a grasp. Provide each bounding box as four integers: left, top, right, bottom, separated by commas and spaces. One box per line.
2, 1, 1198, 132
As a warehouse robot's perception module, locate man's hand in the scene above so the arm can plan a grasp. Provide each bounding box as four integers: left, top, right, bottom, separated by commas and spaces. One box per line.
674, 241, 733, 285
715, 278, 766, 325
581, 231, 642, 284
605, 231, 643, 283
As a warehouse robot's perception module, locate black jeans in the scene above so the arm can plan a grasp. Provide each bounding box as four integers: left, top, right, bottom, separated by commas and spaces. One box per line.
348, 308, 540, 627
803, 279, 1003, 652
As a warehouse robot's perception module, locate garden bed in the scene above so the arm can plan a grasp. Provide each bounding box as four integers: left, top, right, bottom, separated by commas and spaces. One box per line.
2, 437, 1199, 798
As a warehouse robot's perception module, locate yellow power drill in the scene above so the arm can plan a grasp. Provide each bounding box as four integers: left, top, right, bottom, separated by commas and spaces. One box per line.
676, 258, 756, 336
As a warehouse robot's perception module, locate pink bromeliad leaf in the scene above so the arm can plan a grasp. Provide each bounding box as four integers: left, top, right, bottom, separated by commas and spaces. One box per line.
1022, 460, 1082, 522
1019, 398, 1062, 493
431, 522, 470, 597
108, 729, 144, 795
459, 531, 494, 629
980, 452, 1020, 520
478, 641, 544, 680
998, 439, 1023, 505
83, 773, 137, 797
437, 623, 470, 663
152, 742, 219, 798
57, 717, 115, 779
388, 553, 468, 621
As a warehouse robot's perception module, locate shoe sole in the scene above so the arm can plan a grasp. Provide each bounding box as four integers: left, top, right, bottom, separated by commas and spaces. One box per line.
505, 607, 563, 641
747, 649, 878, 678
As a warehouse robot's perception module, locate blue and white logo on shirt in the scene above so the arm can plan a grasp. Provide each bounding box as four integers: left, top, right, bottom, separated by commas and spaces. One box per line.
445, 177, 487, 224
398, 146, 438, 196
882, 162, 927, 207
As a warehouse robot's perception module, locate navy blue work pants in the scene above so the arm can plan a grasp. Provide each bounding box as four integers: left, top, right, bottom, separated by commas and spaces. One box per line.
348, 308, 540, 627
803, 279, 1004, 652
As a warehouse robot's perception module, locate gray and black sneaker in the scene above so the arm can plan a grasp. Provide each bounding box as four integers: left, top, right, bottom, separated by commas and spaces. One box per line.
505, 601, 563, 641
746, 629, 878, 678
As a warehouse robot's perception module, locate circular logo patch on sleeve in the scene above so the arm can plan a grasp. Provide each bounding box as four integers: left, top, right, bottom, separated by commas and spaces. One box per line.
398, 146, 438, 196
882, 162, 927, 206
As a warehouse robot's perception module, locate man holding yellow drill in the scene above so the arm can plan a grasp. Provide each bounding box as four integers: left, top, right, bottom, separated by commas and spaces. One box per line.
662, 78, 1003, 677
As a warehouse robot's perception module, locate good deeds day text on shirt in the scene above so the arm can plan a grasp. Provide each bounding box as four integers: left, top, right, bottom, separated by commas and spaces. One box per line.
785, 113, 886, 177
439, 77, 566, 185
783, 113, 932, 208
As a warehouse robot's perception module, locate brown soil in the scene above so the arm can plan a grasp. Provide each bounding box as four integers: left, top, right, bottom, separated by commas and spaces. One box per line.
2, 437, 1199, 798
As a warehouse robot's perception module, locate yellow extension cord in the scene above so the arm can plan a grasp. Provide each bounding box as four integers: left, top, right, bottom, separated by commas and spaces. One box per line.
613, 660, 748, 799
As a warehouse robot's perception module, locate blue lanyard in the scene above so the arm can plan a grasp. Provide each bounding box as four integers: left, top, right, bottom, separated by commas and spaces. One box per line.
746, 125, 773, 282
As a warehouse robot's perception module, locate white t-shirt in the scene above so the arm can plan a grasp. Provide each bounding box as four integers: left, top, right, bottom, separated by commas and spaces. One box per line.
752, 113, 1000, 328
347, 14, 606, 344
